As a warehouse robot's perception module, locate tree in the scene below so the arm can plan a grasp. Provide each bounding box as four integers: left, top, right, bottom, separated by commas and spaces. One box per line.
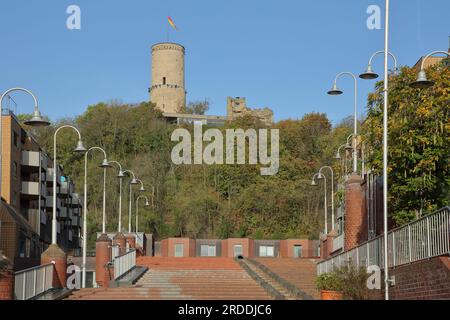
363, 62, 450, 224
185, 99, 210, 115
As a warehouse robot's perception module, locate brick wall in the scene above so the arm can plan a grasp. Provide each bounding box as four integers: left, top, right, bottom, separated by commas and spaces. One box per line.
383, 256, 450, 300
0, 270, 14, 300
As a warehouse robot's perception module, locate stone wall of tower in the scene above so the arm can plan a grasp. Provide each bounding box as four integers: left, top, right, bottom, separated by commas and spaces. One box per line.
150, 43, 186, 114
226, 97, 274, 126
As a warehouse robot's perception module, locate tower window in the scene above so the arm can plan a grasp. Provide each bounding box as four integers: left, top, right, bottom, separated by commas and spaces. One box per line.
163, 77, 166, 85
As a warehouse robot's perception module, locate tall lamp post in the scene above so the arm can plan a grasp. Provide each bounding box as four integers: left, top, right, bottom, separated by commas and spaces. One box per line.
108, 161, 125, 232
0, 88, 50, 199
311, 172, 328, 235
53, 126, 87, 245
122, 170, 140, 233
81, 146, 111, 288
327, 72, 359, 174
135, 195, 150, 233
410, 51, 450, 89
318, 166, 335, 231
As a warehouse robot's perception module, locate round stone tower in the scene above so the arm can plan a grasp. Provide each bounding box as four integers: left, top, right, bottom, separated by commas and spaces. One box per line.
149, 42, 186, 114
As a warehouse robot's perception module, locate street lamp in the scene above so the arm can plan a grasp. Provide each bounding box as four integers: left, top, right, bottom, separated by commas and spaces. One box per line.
318, 166, 335, 231
410, 51, 450, 89
0, 88, 50, 200
123, 170, 140, 233
359, 51, 399, 80
135, 195, 150, 233
108, 161, 125, 232
81, 146, 111, 288
327, 72, 359, 174
311, 172, 328, 234
52, 125, 86, 245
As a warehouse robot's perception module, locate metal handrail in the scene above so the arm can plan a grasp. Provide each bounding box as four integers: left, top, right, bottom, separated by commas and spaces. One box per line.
14, 263, 54, 300
317, 206, 450, 275
14, 263, 53, 275
113, 249, 136, 280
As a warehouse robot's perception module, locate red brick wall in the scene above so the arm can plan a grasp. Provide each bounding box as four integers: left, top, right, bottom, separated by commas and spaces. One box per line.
344, 175, 368, 251
384, 257, 450, 300
280, 239, 318, 258
222, 239, 252, 258
160, 239, 168, 257
166, 238, 195, 257
0, 270, 14, 300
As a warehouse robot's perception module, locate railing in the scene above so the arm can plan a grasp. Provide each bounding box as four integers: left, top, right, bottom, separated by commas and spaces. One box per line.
113, 249, 136, 280
14, 263, 54, 300
318, 207, 450, 275
111, 244, 120, 261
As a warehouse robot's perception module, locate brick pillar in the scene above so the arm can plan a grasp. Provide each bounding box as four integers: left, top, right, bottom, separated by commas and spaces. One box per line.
126, 234, 136, 249
113, 232, 126, 255
41, 244, 67, 289
96, 234, 112, 287
103, 263, 114, 288
0, 252, 14, 300
344, 174, 367, 251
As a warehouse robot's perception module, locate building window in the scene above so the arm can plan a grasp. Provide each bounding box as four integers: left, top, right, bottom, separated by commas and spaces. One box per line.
259, 245, 275, 257
200, 245, 216, 257
233, 244, 243, 257
293, 245, 302, 258
163, 77, 166, 85
174, 243, 184, 257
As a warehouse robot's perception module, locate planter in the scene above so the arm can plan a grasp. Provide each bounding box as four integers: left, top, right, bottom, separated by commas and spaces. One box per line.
320, 290, 343, 300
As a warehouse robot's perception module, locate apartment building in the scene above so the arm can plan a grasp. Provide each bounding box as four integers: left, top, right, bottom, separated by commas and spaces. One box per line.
0, 111, 82, 270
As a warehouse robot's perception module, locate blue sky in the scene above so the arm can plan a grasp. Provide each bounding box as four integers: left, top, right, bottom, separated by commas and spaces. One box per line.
0, 0, 449, 124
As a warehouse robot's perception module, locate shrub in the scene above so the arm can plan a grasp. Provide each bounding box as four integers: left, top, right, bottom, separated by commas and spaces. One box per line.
315, 272, 343, 291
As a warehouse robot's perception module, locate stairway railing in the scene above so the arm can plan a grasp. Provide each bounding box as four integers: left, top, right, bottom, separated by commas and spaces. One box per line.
317, 206, 450, 275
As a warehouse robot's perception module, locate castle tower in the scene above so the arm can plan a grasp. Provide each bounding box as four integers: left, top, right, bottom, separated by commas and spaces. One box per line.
149, 43, 186, 114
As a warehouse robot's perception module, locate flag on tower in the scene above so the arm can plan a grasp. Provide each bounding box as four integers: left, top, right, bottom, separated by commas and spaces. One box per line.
168, 16, 178, 30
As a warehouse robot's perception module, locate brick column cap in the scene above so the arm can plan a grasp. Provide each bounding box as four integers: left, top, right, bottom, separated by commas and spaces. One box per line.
113, 232, 126, 240
97, 233, 112, 243
346, 174, 364, 185
41, 244, 66, 259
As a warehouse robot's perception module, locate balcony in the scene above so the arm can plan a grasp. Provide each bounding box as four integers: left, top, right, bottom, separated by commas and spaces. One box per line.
26, 209, 40, 234
40, 210, 47, 225
21, 151, 40, 167
59, 207, 69, 219
71, 215, 80, 227
45, 196, 61, 209
71, 193, 82, 207
60, 181, 69, 197
21, 181, 39, 196
46, 168, 60, 185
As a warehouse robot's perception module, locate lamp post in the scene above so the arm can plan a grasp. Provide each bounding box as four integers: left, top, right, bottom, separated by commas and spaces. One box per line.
123, 170, 139, 233
335, 135, 354, 177
327, 73, 359, 174
135, 195, 150, 233
0, 88, 50, 200
311, 172, 328, 234
108, 161, 125, 232
359, 51, 399, 80
318, 166, 335, 231
52, 125, 87, 245
81, 147, 111, 288
410, 51, 450, 88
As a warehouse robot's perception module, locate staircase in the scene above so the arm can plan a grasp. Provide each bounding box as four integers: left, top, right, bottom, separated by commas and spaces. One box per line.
67, 257, 273, 300
250, 258, 320, 300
